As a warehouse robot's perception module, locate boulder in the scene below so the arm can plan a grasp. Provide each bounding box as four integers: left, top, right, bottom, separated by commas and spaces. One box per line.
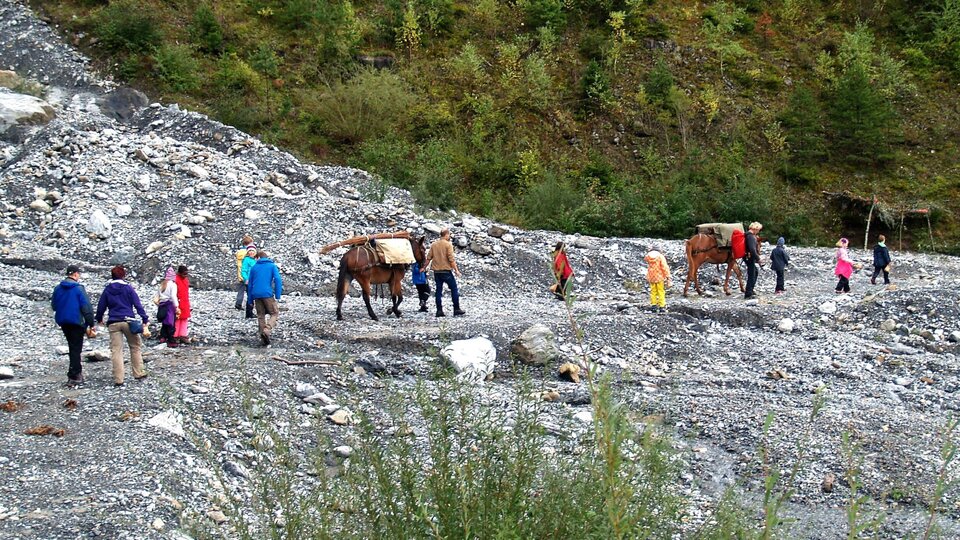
949, 331, 960, 343
0, 70, 22, 88
29, 199, 52, 213
109, 246, 136, 265
0, 92, 55, 133
96, 88, 149, 121
511, 324, 559, 366
244, 209, 262, 221
488, 225, 508, 238
147, 410, 186, 438
115, 204, 133, 217
441, 337, 497, 380
818, 301, 837, 315
880, 319, 896, 332
0, 366, 13, 379
469, 241, 493, 256
501, 233, 515, 243
423, 223, 443, 235
558, 362, 581, 383
777, 318, 795, 333
145, 241, 164, 255
573, 235, 603, 250
86, 209, 112, 238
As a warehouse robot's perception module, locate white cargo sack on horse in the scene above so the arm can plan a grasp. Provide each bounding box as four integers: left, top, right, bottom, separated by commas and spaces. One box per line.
696, 222, 744, 247
376, 238, 416, 264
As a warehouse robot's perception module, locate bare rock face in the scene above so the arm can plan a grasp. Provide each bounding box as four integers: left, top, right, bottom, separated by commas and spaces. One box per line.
511, 324, 559, 366
0, 91, 55, 133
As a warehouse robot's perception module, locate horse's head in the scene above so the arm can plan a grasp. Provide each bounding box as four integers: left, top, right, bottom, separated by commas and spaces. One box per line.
412, 236, 427, 266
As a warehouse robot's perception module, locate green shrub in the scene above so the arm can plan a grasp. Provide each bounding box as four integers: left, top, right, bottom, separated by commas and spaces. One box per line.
780, 86, 825, 167
412, 138, 460, 209
215, 53, 267, 96
580, 60, 614, 112
828, 63, 898, 165
644, 58, 675, 105
152, 44, 200, 92
95, 0, 163, 53
189, 4, 224, 53
518, 0, 566, 30
300, 68, 418, 144
351, 136, 417, 188
521, 173, 585, 232
247, 43, 281, 78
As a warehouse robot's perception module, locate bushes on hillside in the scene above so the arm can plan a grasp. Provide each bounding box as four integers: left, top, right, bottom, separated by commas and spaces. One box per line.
189, 4, 224, 54
828, 63, 898, 165
299, 68, 418, 144
152, 44, 200, 92
94, 0, 163, 53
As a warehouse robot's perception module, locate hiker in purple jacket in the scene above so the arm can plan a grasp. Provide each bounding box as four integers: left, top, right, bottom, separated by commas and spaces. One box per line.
95, 265, 150, 386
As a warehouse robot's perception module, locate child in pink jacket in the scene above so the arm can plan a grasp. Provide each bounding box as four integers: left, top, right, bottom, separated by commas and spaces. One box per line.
834, 238, 853, 293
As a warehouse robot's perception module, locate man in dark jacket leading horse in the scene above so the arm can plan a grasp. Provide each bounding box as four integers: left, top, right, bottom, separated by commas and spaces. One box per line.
743, 222, 763, 300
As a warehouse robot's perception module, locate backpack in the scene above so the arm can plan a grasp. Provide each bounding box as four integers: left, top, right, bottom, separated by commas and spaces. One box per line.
731, 229, 746, 259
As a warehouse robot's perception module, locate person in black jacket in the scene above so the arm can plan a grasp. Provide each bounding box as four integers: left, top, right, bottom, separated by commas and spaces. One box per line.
770, 237, 791, 294
51, 264, 96, 386
743, 222, 763, 299
871, 234, 892, 285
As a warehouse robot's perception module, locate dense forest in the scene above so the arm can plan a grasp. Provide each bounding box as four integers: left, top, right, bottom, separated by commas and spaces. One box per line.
28, 0, 960, 250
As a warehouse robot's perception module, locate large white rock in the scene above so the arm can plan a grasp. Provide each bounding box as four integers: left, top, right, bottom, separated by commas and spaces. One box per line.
244, 209, 262, 221
0, 366, 13, 379
777, 319, 795, 333
147, 410, 185, 438
0, 92, 55, 133
29, 199, 52, 213
818, 301, 837, 315
145, 241, 164, 254
441, 337, 497, 381
86, 209, 112, 238
184, 163, 209, 179
116, 204, 132, 217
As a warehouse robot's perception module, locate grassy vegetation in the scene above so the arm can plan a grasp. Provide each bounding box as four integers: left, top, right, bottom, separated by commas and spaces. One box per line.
28, 0, 960, 248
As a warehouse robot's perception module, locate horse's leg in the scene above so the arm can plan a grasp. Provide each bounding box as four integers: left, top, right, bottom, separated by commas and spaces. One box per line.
723, 262, 733, 296
693, 258, 704, 295
358, 277, 379, 321
391, 271, 403, 318
733, 259, 745, 292
683, 262, 694, 297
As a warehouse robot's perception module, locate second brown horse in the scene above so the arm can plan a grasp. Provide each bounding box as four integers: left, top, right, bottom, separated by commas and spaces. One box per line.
683, 233, 745, 296
336, 236, 427, 320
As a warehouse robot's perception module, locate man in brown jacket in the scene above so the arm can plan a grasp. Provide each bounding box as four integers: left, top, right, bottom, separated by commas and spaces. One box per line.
425, 228, 465, 317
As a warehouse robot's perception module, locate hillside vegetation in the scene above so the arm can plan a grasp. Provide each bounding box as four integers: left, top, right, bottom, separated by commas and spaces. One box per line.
28, 0, 960, 249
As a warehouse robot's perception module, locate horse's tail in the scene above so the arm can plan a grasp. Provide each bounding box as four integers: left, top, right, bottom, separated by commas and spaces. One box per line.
336, 260, 350, 303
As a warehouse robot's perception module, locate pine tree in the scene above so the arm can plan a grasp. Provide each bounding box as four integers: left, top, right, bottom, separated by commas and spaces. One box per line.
829, 63, 897, 165
780, 86, 825, 166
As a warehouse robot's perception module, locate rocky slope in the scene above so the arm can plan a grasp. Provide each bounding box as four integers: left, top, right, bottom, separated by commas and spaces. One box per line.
0, 1, 959, 539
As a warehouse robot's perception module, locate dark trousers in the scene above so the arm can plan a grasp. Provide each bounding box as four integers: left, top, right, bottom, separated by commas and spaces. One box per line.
774, 270, 785, 292
415, 283, 431, 305
744, 258, 758, 297
157, 303, 176, 342
61, 324, 85, 379
871, 266, 890, 284
836, 275, 850, 293
434, 271, 460, 311
555, 277, 569, 300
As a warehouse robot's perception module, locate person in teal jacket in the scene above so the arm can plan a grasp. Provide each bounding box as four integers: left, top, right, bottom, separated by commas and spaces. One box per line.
240, 245, 257, 318
247, 251, 282, 345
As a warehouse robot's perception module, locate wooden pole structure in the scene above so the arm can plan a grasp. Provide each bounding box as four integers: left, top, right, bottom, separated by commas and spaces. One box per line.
927, 214, 935, 251
864, 195, 876, 251
899, 212, 905, 252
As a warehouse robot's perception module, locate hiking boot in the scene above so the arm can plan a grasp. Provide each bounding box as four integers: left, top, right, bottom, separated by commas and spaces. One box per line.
259, 332, 269, 345
870, 277, 876, 285
134, 374, 148, 381
234, 303, 243, 310
418, 302, 428, 312
167, 341, 179, 348
436, 309, 446, 317
67, 375, 84, 386
453, 309, 466, 317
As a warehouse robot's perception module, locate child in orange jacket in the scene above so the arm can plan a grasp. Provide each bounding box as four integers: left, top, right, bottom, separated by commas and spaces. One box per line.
644, 250, 671, 310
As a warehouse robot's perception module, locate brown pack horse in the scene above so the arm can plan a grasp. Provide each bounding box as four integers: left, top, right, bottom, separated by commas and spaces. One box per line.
336, 236, 426, 320
683, 233, 745, 296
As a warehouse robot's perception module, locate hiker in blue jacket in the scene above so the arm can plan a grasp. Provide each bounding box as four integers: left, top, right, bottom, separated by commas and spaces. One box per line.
770, 237, 791, 294
51, 264, 96, 386
871, 235, 892, 285
411, 261, 430, 312
247, 251, 283, 345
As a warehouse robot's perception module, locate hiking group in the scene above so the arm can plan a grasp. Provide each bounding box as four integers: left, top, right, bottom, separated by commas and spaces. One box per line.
51, 224, 894, 387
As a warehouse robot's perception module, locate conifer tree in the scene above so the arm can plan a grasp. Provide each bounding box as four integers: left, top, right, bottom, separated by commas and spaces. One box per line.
828, 63, 897, 164
780, 86, 825, 166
